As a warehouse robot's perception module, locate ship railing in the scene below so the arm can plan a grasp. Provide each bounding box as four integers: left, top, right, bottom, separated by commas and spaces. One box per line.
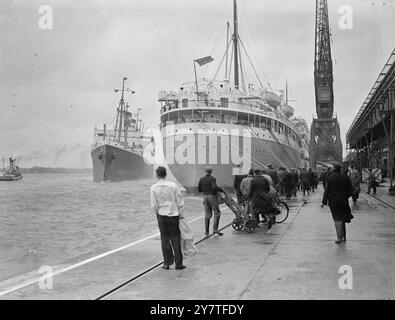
160, 99, 270, 114
91, 135, 151, 151
93, 129, 150, 142
162, 80, 274, 100
162, 118, 293, 135
161, 119, 300, 136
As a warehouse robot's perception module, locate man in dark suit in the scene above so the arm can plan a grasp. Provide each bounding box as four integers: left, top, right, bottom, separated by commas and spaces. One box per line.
290, 168, 299, 197
367, 168, 377, 195
321, 167, 332, 190
198, 168, 224, 236
266, 164, 279, 190
233, 168, 247, 204
248, 169, 274, 229
300, 168, 310, 196
308, 168, 316, 192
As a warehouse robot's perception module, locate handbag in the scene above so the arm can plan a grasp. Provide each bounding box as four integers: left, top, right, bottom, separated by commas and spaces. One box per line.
345, 212, 354, 223
179, 218, 193, 240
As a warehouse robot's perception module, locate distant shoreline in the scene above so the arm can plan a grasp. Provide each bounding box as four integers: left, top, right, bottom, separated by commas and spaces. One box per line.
19, 167, 92, 174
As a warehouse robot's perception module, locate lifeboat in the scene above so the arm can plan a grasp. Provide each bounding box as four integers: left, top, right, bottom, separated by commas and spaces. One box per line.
280, 104, 295, 118
261, 91, 281, 109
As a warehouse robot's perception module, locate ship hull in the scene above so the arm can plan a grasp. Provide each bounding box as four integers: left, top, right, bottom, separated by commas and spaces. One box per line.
161, 123, 309, 193
91, 143, 153, 182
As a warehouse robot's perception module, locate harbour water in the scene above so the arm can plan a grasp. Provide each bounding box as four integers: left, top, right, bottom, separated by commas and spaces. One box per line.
0, 173, 196, 283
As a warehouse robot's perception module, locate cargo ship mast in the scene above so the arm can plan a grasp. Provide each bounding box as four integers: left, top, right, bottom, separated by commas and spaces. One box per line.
233, 0, 239, 90
113, 77, 136, 144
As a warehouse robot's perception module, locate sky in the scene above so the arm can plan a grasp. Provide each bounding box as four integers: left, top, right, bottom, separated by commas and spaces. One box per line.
0, 0, 394, 168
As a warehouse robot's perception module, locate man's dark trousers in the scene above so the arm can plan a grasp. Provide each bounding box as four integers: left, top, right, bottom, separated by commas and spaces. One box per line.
203, 195, 221, 233
368, 184, 377, 195
157, 215, 183, 267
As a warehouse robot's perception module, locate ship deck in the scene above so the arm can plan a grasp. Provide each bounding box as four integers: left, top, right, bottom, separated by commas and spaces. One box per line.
0, 184, 394, 300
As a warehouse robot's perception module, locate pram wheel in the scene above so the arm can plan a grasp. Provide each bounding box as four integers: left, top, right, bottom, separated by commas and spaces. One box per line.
232, 217, 244, 231
275, 201, 289, 223
244, 219, 257, 233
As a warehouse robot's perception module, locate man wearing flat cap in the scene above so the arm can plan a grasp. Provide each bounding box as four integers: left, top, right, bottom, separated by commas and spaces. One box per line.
198, 167, 224, 236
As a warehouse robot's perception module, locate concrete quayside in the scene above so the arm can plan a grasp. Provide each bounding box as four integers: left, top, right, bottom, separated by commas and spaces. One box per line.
0, 183, 394, 300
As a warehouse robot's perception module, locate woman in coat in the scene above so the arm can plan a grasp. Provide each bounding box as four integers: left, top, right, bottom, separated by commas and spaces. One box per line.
322, 162, 354, 244
248, 169, 274, 229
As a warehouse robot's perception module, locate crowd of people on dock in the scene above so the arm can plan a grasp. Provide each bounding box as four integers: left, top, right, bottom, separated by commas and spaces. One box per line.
234, 164, 321, 203
149, 163, 379, 270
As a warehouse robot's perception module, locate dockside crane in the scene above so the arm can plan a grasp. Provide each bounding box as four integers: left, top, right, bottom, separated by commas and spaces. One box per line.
309, 0, 343, 167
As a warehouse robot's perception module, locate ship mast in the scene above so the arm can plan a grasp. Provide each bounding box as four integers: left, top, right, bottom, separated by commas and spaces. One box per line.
225, 21, 230, 80
233, 0, 239, 90
124, 103, 129, 143
286, 79, 288, 105
118, 77, 127, 142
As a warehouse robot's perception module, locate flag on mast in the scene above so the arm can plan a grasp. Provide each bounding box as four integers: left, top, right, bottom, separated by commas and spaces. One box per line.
194, 56, 214, 66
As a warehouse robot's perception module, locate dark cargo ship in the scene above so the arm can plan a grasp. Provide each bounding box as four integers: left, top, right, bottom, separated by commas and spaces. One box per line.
91, 77, 154, 182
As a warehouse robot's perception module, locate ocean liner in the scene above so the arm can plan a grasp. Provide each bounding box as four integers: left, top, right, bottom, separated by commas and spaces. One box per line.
91, 77, 154, 182
158, 0, 310, 192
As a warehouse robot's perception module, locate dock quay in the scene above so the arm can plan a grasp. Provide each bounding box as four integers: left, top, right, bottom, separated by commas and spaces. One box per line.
0, 184, 393, 300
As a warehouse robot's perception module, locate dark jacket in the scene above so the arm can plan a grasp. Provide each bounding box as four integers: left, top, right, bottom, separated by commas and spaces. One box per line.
322, 171, 354, 222
322, 170, 331, 188
283, 171, 292, 185
248, 175, 272, 212
368, 172, 377, 187
300, 170, 309, 183
291, 171, 299, 185
233, 174, 247, 191
198, 174, 222, 195
266, 169, 279, 186
308, 170, 316, 184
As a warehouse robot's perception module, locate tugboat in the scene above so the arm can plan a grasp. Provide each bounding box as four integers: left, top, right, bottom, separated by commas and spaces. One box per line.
91, 77, 154, 182
0, 157, 23, 181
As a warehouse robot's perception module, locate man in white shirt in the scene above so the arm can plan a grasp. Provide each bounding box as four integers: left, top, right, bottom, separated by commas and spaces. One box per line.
150, 166, 186, 270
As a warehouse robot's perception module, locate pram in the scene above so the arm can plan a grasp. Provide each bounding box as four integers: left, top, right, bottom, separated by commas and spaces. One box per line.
217, 189, 290, 233
217, 190, 258, 233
